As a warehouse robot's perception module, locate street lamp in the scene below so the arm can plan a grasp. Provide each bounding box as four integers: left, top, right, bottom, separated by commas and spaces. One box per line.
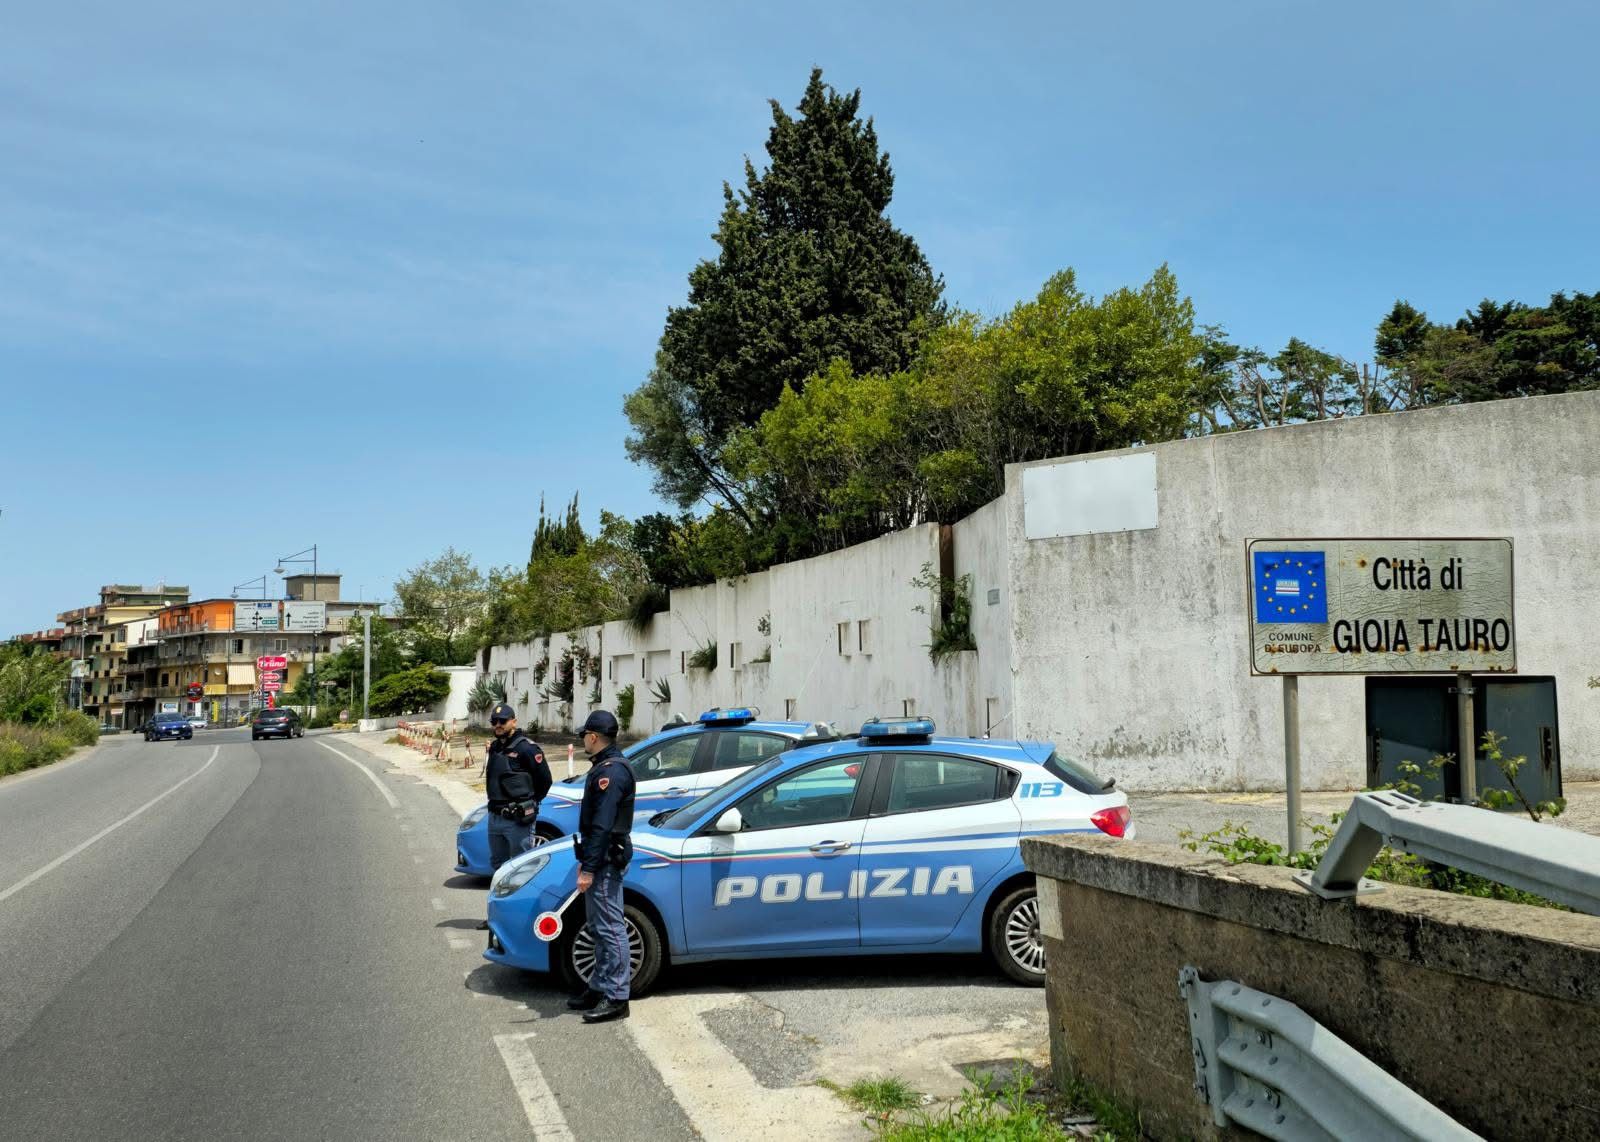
274, 544, 319, 715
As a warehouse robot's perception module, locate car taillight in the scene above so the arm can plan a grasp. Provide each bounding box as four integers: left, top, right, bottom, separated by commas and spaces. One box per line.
1090, 805, 1131, 838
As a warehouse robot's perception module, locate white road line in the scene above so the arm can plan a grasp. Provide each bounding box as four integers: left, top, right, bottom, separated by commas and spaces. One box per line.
493, 1033, 575, 1141
446, 934, 473, 951
317, 741, 399, 808
431, 897, 446, 912
413, 855, 425, 865
626, 993, 860, 1142
0, 746, 221, 906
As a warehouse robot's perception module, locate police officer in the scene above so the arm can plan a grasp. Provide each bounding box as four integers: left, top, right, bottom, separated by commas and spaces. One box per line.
566, 709, 636, 1023
484, 703, 551, 870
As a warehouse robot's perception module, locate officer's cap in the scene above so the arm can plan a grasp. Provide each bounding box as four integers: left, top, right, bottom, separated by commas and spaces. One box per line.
574, 709, 620, 738
489, 703, 517, 723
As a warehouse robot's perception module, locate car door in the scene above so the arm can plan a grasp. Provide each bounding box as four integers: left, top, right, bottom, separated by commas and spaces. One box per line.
857, 752, 1022, 946
678, 755, 874, 955
627, 732, 707, 812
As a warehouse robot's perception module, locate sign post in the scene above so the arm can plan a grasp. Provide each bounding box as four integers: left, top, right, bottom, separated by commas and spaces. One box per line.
1247, 538, 1515, 850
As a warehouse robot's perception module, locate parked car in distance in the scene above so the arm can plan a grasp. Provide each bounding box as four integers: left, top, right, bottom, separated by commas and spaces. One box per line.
251, 708, 304, 741
187, 716, 207, 730
144, 713, 193, 742
98, 723, 122, 735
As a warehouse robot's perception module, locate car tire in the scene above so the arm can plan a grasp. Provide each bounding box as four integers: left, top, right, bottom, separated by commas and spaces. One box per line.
987, 884, 1047, 987
553, 899, 665, 998
251, 733, 260, 741
531, 823, 562, 848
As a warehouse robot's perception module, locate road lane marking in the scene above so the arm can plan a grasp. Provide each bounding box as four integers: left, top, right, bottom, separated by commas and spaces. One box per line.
626, 993, 859, 1142
447, 934, 473, 951
493, 1033, 575, 1140
317, 741, 399, 808
0, 746, 221, 906
432, 897, 446, 912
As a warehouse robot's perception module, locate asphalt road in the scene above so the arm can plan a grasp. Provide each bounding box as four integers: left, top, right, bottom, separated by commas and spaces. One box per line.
0, 729, 694, 1142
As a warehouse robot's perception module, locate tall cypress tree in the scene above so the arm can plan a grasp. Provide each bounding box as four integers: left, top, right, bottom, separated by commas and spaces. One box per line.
624, 68, 944, 519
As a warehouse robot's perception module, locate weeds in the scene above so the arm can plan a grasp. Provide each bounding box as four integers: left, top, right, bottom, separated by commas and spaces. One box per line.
819, 1075, 922, 1115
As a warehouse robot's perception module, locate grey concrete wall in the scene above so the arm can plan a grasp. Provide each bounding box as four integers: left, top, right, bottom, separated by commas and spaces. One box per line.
1023, 834, 1600, 1141
1007, 391, 1600, 789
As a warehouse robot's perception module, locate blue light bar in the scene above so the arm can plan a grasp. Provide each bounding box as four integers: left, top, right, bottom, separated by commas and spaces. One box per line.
699, 707, 756, 726
859, 716, 936, 740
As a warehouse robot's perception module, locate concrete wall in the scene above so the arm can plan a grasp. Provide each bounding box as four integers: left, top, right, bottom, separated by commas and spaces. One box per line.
475, 391, 1598, 790
1023, 834, 1600, 1141
1007, 390, 1600, 789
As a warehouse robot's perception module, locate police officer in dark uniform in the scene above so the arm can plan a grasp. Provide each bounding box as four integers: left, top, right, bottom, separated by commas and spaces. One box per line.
484, 703, 551, 870
566, 709, 636, 1023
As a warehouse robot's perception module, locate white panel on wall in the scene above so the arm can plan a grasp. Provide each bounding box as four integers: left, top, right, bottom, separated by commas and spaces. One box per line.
1022, 451, 1158, 540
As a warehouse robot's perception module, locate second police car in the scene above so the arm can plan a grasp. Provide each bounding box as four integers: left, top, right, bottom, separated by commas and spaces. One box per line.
454, 709, 839, 876
482, 717, 1132, 992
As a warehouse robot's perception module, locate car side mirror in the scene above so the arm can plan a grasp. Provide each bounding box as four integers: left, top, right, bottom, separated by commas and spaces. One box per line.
713, 808, 743, 834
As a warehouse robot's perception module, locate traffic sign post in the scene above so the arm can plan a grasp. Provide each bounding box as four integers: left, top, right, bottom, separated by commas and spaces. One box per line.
1246, 538, 1516, 852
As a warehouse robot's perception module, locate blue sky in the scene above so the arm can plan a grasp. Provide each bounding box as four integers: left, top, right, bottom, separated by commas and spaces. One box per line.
2, 0, 1596, 635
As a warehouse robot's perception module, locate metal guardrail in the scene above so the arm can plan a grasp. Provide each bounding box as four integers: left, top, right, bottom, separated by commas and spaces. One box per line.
1179, 966, 1482, 1141
1294, 791, 1600, 914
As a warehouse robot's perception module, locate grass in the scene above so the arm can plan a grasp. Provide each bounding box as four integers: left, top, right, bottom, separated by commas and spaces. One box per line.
0, 715, 98, 777
819, 1075, 923, 1115
823, 1068, 1144, 1142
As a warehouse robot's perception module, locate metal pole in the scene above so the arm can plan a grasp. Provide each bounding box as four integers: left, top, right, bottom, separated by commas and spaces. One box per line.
1457, 672, 1478, 803
362, 609, 371, 720
1283, 675, 1302, 854
310, 544, 318, 718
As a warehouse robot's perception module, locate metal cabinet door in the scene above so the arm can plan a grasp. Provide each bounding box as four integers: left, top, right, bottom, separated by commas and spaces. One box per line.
1482, 678, 1562, 805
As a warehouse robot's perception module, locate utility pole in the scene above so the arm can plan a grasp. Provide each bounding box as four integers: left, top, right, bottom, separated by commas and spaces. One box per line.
363, 608, 372, 721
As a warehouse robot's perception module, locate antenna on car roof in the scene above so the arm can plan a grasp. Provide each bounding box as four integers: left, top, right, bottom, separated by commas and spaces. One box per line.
982, 709, 1014, 740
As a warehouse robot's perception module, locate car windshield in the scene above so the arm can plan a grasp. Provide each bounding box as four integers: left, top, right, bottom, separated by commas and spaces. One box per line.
154, 715, 184, 723
655, 754, 791, 831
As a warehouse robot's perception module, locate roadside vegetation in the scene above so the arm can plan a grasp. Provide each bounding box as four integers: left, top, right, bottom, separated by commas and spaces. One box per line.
823, 1067, 1144, 1140
1181, 730, 1569, 909
0, 644, 99, 776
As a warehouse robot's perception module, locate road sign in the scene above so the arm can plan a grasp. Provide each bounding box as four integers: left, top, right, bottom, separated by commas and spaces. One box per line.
1247, 538, 1515, 676
234, 601, 280, 631
259, 671, 283, 685
262, 679, 283, 692
257, 655, 288, 672
283, 601, 326, 633
185, 683, 203, 699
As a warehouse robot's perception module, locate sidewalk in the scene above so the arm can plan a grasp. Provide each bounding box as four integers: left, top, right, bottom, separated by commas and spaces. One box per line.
1128, 781, 1600, 848
344, 729, 593, 818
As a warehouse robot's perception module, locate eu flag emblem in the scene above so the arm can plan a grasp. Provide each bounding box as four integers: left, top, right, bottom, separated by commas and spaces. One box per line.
1254, 551, 1327, 623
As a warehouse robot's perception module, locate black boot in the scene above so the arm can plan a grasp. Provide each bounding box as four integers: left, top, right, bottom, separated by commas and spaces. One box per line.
582, 998, 630, 1024
474, 920, 490, 931
565, 989, 602, 1011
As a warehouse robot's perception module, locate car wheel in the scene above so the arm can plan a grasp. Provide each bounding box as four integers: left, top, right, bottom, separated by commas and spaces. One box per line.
531, 823, 561, 848
251, 733, 260, 741
987, 885, 1047, 986
554, 900, 664, 998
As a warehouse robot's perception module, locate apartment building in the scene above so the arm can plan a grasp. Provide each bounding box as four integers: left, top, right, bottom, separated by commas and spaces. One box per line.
58, 584, 190, 725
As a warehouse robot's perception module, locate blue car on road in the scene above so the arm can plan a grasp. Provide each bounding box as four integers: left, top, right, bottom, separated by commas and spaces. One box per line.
143, 713, 193, 742
453, 709, 840, 876
481, 717, 1132, 994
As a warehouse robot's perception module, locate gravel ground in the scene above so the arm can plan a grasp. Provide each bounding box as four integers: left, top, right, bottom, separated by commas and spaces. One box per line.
1129, 781, 1600, 849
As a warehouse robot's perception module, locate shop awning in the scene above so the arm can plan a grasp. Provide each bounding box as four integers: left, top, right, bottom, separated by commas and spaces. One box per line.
227, 664, 256, 686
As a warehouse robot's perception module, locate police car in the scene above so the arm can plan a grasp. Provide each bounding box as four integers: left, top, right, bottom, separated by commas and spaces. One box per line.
453, 709, 839, 876
482, 717, 1131, 992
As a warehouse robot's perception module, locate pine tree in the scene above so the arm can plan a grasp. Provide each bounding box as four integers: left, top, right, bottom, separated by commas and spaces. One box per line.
624, 68, 944, 519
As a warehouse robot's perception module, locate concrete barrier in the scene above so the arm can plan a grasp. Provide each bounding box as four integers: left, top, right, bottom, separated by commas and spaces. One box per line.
1022, 835, 1600, 1141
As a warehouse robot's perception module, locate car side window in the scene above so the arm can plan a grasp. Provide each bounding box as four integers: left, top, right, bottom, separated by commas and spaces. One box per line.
709, 731, 790, 771
735, 759, 864, 832
632, 735, 699, 780
885, 754, 1004, 814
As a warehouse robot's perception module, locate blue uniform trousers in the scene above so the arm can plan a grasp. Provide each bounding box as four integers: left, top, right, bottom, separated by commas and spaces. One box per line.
487, 813, 533, 869
586, 866, 630, 1001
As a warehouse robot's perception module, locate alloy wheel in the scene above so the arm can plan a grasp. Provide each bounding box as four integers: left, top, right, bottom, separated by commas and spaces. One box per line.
1003, 895, 1045, 975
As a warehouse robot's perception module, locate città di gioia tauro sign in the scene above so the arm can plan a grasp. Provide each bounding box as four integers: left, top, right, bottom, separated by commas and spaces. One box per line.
1246, 539, 1515, 676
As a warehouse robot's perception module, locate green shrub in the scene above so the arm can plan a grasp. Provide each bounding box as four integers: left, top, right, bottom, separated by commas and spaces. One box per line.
0, 723, 74, 776
688, 640, 717, 671
616, 684, 636, 733
54, 710, 100, 746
